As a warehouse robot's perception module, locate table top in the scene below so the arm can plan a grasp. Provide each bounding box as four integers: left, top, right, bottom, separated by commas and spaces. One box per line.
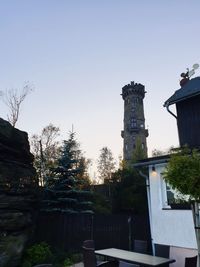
95, 248, 175, 266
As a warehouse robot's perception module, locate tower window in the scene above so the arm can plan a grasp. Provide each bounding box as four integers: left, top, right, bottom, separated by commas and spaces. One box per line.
142, 143, 145, 149
140, 123, 144, 128
131, 123, 137, 128
132, 136, 136, 149
130, 118, 137, 128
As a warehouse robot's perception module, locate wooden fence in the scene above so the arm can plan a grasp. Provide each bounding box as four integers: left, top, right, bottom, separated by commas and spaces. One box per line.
34, 212, 151, 253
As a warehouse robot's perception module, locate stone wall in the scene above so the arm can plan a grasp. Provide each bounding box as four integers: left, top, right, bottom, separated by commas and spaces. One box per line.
0, 118, 38, 267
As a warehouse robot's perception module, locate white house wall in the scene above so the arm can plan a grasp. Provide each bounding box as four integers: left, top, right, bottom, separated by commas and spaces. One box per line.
149, 163, 197, 249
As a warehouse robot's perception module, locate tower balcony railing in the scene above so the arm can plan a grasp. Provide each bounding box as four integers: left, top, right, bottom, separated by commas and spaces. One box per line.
127, 126, 148, 136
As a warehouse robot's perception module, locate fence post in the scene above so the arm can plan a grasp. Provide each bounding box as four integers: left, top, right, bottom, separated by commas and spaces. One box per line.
128, 216, 132, 251
91, 214, 94, 240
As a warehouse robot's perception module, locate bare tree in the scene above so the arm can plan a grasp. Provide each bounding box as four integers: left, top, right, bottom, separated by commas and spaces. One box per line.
0, 82, 33, 127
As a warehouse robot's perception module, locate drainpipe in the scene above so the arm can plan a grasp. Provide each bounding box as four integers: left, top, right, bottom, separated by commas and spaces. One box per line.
165, 103, 177, 119
139, 170, 155, 255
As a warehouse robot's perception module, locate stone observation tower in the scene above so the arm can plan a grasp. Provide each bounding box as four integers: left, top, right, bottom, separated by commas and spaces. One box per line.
121, 81, 148, 162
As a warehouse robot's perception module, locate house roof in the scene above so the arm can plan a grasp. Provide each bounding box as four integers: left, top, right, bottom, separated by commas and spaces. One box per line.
164, 77, 200, 107
133, 154, 169, 168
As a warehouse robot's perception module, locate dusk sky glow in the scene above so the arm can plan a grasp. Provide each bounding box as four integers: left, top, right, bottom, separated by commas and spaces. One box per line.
0, 0, 200, 177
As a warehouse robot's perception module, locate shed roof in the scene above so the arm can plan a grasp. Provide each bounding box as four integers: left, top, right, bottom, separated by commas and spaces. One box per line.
164, 77, 200, 107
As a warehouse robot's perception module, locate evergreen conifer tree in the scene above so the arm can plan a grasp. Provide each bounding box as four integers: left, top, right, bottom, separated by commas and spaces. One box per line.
42, 132, 93, 214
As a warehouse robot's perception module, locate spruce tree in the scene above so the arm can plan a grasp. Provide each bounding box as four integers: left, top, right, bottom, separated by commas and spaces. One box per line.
42, 132, 93, 214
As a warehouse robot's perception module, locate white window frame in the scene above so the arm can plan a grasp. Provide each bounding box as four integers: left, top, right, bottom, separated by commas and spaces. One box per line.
160, 175, 190, 209
160, 176, 171, 208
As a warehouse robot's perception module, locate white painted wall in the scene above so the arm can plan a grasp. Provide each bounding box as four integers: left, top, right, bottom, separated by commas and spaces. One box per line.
148, 163, 197, 250
170, 246, 198, 267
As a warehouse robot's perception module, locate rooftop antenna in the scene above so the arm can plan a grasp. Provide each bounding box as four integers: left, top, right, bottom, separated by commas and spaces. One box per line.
188, 63, 199, 78
180, 63, 199, 87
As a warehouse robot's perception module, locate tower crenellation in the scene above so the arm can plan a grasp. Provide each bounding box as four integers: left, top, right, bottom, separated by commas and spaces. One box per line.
121, 81, 148, 162
121, 82, 146, 100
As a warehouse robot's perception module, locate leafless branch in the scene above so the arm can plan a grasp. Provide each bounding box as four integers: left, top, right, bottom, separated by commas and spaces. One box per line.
1, 82, 34, 127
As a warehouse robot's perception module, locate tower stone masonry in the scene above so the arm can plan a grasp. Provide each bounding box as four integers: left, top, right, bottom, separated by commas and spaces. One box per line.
121, 81, 148, 162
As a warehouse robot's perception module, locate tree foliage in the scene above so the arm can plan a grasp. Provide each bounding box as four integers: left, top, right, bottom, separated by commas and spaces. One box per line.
56, 132, 91, 188
94, 142, 148, 214
97, 147, 116, 184
92, 192, 112, 214
42, 131, 93, 214
163, 147, 200, 201
131, 137, 146, 164
151, 146, 175, 157
112, 167, 148, 214
30, 123, 61, 186
111, 138, 148, 214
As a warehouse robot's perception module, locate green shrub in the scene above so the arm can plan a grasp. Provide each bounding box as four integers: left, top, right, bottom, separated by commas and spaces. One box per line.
23, 242, 53, 265
21, 260, 32, 267
63, 258, 73, 267
163, 147, 200, 200
50, 248, 68, 265
70, 253, 82, 263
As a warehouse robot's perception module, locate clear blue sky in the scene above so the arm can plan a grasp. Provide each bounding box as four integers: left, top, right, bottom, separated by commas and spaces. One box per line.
0, 0, 200, 176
